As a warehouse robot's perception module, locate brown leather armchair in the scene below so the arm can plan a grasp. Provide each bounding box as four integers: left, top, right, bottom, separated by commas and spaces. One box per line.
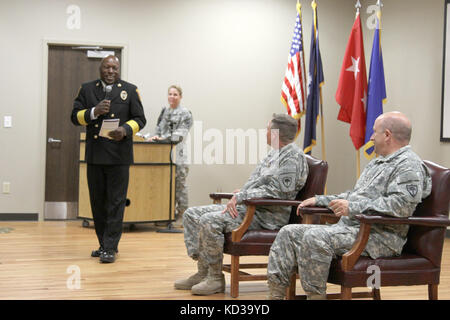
288, 160, 450, 300
209, 154, 328, 298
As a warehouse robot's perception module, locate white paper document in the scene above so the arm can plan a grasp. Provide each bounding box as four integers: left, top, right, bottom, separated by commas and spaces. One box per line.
99, 119, 120, 139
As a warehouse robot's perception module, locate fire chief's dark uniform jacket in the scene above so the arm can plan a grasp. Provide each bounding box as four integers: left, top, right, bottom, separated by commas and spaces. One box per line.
71, 79, 146, 164
70, 78, 146, 253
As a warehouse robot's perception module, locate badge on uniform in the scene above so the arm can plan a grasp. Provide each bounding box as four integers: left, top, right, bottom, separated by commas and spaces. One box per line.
280, 172, 295, 192
406, 184, 418, 197
120, 90, 128, 100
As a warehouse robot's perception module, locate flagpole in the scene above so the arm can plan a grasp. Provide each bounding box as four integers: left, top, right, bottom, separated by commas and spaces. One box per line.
314, 0, 326, 193
299, 0, 307, 118
319, 87, 327, 194
312, 0, 326, 163
319, 89, 326, 162
356, 149, 361, 179
355, 0, 361, 180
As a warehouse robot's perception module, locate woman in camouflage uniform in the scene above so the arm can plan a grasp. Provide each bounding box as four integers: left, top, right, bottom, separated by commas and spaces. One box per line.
148, 85, 193, 225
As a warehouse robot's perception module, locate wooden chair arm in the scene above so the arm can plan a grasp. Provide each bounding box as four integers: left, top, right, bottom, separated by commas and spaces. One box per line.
231, 205, 256, 242
209, 192, 234, 200
297, 207, 337, 224
341, 222, 372, 271
224, 197, 304, 242
209, 192, 234, 204
354, 214, 450, 227
298, 207, 334, 215
231, 199, 303, 242
243, 199, 302, 206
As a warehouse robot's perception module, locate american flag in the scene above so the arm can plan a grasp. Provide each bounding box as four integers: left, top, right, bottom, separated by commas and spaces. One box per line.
281, 2, 307, 125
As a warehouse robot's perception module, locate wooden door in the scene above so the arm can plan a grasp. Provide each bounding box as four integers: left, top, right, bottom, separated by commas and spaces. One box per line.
45, 45, 122, 219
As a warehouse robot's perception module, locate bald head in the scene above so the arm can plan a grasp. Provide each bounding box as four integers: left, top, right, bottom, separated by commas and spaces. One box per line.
377, 111, 412, 145
99, 55, 120, 84
101, 55, 119, 66
371, 111, 412, 157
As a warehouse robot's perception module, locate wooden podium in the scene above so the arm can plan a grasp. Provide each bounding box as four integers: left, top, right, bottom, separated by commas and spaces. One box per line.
78, 133, 176, 225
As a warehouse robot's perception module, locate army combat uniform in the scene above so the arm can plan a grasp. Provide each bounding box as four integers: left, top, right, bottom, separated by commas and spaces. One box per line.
183, 143, 308, 280
155, 105, 193, 216
267, 146, 432, 296
71, 79, 146, 254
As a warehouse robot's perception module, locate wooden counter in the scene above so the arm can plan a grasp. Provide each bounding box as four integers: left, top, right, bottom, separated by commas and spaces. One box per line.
78, 133, 176, 224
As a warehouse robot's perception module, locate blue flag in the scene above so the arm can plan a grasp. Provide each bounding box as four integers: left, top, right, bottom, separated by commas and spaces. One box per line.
303, 1, 324, 155
363, 13, 386, 159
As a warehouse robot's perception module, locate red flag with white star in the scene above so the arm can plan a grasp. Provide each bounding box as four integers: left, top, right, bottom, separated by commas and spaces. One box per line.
335, 13, 367, 150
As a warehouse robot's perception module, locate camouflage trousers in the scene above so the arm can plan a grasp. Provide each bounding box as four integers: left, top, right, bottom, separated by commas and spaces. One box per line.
175, 165, 189, 216
183, 204, 263, 274
267, 224, 395, 295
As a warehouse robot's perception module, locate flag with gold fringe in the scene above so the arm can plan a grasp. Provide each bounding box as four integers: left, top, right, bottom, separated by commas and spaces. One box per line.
303, 0, 324, 155
363, 10, 386, 159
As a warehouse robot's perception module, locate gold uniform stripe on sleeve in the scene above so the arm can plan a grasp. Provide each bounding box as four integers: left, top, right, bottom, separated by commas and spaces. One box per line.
76, 110, 88, 126
126, 120, 140, 135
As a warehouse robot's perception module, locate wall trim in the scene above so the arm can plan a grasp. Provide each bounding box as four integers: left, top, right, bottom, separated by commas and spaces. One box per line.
0, 213, 39, 221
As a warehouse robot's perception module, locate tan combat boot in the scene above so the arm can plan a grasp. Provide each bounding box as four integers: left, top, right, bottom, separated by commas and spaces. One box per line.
174, 261, 208, 290
190, 274, 225, 295
191, 262, 225, 295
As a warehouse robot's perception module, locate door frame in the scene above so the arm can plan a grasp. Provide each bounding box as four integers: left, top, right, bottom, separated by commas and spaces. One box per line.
39, 39, 128, 221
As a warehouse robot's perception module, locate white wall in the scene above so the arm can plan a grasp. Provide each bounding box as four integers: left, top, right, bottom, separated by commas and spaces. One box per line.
0, 0, 448, 219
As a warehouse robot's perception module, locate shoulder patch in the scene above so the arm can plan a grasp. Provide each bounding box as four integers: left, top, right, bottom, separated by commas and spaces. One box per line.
279, 172, 296, 192
406, 184, 418, 198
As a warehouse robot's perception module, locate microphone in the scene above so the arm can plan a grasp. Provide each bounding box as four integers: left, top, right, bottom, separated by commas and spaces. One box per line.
167, 120, 180, 142
105, 85, 113, 100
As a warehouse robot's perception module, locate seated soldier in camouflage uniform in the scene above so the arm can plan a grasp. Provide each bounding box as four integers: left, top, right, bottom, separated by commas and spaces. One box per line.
174, 114, 309, 296
267, 111, 432, 300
